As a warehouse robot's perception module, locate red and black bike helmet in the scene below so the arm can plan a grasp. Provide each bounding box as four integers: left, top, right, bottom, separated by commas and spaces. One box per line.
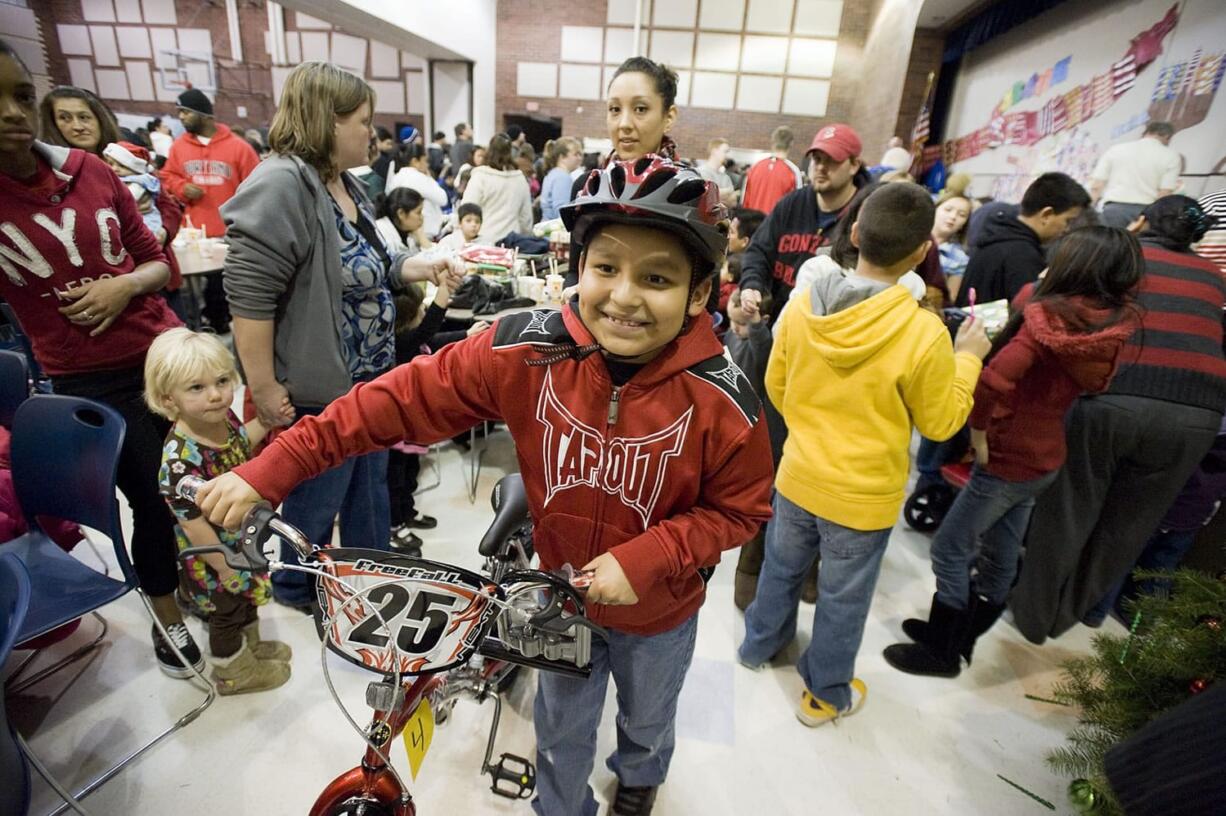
561, 156, 730, 283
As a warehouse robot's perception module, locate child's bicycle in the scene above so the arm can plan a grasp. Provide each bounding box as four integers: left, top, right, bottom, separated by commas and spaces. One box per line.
175, 473, 605, 816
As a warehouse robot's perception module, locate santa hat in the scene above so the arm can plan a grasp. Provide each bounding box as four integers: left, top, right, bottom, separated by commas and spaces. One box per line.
103, 141, 153, 174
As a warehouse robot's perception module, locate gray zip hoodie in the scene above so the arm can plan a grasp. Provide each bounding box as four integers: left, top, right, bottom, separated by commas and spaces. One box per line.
221, 155, 411, 408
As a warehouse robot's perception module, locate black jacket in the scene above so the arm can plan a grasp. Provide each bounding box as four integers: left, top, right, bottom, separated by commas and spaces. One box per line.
954, 210, 1045, 307
738, 186, 843, 323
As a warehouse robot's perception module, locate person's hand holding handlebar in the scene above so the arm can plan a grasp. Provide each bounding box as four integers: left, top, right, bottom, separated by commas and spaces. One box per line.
197, 472, 266, 531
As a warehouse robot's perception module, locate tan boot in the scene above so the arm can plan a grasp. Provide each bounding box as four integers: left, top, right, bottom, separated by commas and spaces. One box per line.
211, 644, 291, 695
242, 622, 292, 662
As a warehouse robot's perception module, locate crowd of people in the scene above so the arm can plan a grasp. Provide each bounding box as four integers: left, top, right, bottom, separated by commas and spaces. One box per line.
2, 36, 1224, 816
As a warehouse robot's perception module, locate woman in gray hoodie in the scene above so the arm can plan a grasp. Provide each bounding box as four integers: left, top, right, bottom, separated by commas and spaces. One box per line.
221, 62, 462, 610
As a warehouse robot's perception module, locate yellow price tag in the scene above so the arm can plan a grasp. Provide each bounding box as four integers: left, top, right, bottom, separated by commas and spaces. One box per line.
402, 698, 435, 780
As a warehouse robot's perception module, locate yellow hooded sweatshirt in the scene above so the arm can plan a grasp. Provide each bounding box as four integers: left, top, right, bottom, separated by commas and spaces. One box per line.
766, 270, 982, 531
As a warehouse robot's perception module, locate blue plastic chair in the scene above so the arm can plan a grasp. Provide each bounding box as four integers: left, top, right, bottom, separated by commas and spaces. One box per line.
1, 395, 214, 814
0, 305, 49, 394
0, 349, 30, 429
1, 552, 33, 816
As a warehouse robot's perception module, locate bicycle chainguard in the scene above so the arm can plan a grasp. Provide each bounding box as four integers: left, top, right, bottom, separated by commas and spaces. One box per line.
486, 752, 535, 799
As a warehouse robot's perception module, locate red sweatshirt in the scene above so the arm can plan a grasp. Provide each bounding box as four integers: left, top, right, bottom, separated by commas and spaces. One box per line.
969, 290, 1139, 481
0, 143, 180, 376
237, 306, 775, 635
160, 123, 259, 237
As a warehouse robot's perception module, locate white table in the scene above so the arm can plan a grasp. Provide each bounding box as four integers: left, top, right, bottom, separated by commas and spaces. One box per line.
173, 241, 228, 276
172, 242, 228, 330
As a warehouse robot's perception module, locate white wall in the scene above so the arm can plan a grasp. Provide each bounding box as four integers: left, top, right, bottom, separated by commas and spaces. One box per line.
305, 0, 498, 142
944, 0, 1226, 201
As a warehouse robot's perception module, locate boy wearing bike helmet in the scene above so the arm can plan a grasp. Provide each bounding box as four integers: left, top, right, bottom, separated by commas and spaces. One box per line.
198, 156, 774, 816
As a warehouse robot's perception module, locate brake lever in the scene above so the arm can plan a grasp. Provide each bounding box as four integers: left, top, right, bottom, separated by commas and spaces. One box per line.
499, 567, 607, 640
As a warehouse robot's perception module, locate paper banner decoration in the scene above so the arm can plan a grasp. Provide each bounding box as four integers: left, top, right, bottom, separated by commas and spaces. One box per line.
945, 4, 1181, 165
1147, 46, 1226, 131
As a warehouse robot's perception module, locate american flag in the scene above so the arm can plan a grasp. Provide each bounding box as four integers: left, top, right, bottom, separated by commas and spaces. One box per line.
1180, 49, 1202, 95
1112, 55, 1137, 97
986, 115, 1005, 147
1092, 72, 1114, 115
1052, 95, 1069, 132
1036, 100, 1055, 139
912, 104, 930, 147
911, 71, 936, 150
1004, 112, 1029, 144
1194, 53, 1224, 96
1151, 64, 1184, 102
1064, 86, 1083, 126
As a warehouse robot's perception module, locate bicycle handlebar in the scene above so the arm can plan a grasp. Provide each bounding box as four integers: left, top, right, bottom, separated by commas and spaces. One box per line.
173, 474, 607, 671
175, 475, 312, 570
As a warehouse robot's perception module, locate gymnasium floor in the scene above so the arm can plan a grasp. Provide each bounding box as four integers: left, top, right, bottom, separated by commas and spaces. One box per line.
10, 426, 1107, 815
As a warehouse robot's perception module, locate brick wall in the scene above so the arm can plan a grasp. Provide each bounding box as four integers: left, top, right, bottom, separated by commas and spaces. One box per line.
31, 1, 422, 136
494, 0, 904, 162
894, 28, 946, 149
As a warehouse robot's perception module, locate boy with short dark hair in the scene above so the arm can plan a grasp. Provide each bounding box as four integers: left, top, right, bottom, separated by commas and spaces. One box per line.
438, 202, 483, 250
729, 207, 765, 253
739, 183, 992, 725
197, 158, 774, 816
956, 172, 1089, 306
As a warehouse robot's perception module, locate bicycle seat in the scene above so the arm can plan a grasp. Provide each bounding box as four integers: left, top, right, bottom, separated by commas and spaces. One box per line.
479, 473, 529, 557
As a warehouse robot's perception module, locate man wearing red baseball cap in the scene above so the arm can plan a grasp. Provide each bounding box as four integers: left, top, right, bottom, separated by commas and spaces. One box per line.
739, 123, 868, 323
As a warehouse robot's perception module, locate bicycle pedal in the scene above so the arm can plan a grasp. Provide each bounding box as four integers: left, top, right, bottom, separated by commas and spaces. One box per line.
487, 752, 535, 799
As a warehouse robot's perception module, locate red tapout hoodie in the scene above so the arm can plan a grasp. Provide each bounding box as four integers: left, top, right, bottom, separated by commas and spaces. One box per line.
237, 306, 775, 635
160, 123, 259, 237
969, 289, 1140, 482
0, 143, 180, 376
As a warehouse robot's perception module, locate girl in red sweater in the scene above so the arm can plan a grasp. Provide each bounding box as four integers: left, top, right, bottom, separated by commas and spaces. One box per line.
0, 42, 201, 678
884, 226, 1143, 678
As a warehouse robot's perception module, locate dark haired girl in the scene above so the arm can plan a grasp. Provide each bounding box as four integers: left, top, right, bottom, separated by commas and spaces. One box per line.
1013, 196, 1226, 643
386, 141, 448, 238
886, 226, 1145, 677
607, 56, 680, 163
375, 187, 427, 253
0, 41, 202, 676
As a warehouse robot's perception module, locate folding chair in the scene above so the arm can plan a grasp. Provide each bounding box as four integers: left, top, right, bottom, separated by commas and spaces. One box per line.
0, 305, 50, 394
0, 395, 214, 814
1, 352, 104, 667
0, 349, 30, 428
1, 552, 33, 816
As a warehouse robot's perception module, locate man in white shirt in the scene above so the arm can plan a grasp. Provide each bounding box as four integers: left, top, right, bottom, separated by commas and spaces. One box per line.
1089, 121, 1181, 228
698, 137, 737, 207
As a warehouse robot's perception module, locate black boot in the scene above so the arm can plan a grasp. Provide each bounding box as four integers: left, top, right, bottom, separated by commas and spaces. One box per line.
901, 596, 936, 646
959, 594, 1005, 664
883, 596, 970, 678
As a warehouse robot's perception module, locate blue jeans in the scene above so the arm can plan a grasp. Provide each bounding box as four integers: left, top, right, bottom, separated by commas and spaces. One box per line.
929, 465, 1057, 609
739, 493, 890, 711
271, 408, 391, 605
915, 426, 970, 492
532, 614, 698, 816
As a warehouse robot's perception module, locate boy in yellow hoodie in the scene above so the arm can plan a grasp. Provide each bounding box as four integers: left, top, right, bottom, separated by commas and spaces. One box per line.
738, 183, 992, 725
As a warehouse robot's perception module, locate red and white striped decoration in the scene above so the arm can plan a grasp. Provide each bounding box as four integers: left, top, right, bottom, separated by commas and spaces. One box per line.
1111, 55, 1137, 97
1092, 72, 1114, 115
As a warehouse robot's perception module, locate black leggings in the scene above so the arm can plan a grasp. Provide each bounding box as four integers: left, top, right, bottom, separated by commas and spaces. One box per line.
52, 365, 180, 597
387, 448, 421, 528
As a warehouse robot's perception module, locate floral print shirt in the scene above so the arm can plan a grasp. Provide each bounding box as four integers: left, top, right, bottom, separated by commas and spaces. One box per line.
331, 176, 396, 379
158, 410, 271, 612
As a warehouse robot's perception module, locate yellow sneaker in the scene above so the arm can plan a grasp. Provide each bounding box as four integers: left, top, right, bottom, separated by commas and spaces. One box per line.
796, 678, 867, 727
